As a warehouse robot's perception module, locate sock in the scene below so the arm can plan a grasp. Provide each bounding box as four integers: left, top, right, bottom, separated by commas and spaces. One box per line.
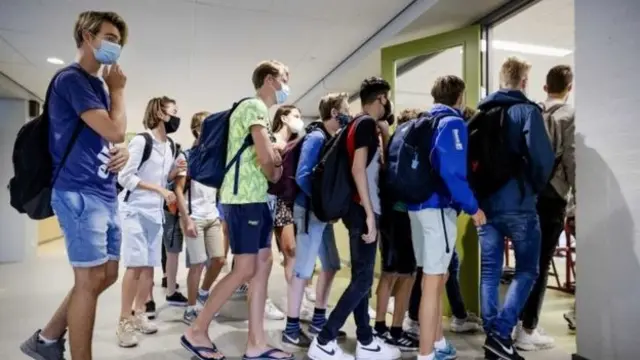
434, 337, 447, 350
38, 334, 57, 345
187, 305, 198, 312
285, 317, 301, 336
374, 321, 388, 334
417, 353, 435, 360
390, 326, 403, 339
198, 288, 208, 297
311, 308, 327, 329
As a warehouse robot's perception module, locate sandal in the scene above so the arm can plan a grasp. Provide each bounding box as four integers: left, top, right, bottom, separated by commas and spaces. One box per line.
180, 335, 225, 360
242, 347, 294, 360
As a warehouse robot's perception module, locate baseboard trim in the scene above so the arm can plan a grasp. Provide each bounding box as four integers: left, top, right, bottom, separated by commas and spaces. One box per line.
572, 354, 589, 360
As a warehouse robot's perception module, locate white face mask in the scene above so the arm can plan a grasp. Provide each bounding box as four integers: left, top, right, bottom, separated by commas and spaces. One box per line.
285, 116, 304, 134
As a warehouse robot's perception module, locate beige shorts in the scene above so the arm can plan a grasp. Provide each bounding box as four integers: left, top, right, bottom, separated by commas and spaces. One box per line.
185, 218, 224, 266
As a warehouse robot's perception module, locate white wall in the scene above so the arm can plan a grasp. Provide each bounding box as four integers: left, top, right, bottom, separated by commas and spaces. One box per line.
574, 0, 640, 359
0, 98, 37, 263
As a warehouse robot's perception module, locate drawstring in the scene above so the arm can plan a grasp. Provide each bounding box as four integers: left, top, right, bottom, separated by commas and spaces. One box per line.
441, 209, 450, 253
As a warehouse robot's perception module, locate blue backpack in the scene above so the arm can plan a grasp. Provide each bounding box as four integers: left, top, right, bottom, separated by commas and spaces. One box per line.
188, 98, 252, 191
384, 112, 447, 204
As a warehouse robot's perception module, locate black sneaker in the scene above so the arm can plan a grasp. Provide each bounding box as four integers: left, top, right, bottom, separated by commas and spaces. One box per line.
166, 291, 188, 307
484, 333, 523, 360
161, 277, 179, 289
390, 332, 419, 352
373, 329, 393, 343
281, 330, 312, 348
145, 300, 157, 320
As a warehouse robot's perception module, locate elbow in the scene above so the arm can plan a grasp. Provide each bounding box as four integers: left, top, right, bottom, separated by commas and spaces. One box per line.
106, 130, 126, 144
121, 175, 140, 192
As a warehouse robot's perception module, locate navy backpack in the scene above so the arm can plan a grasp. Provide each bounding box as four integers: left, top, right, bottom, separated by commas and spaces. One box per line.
385, 112, 447, 204
188, 98, 252, 192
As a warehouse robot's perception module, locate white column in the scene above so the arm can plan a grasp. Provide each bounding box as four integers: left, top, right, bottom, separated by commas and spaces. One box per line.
575, 0, 640, 359
0, 98, 37, 263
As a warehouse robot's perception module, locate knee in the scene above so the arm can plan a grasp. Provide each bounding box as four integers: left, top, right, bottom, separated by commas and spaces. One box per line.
211, 257, 226, 268
236, 261, 257, 281
76, 269, 107, 294
104, 268, 119, 288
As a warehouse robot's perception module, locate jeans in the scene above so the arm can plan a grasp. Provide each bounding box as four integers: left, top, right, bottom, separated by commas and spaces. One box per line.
293, 205, 341, 280
478, 212, 541, 339
319, 203, 378, 343
520, 196, 566, 329
408, 249, 468, 321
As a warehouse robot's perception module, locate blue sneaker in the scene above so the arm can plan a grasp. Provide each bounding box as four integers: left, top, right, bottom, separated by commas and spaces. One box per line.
435, 340, 457, 360
182, 308, 200, 325
197, 291, 209, 305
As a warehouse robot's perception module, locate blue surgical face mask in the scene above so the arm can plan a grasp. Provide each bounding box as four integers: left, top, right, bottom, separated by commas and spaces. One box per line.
93, 39, 121, 65
336, 113, 351, 127
276, 83, 290, 104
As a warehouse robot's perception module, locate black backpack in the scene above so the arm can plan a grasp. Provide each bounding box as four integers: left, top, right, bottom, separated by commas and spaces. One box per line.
466, 104, 524, 199
310, 116, 366, 222
384, 113, 447, 204
119, 133, 176, 201
8, 67, 91, 220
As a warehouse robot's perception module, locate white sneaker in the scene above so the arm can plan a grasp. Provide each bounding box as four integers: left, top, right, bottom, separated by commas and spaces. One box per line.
356, 337, 401, 359
305, 286, 317, 302
308, 337, 354, 360
300, 298, 315, 322
116, 318, 138, 348
450, 316, 482, 333
133, 313, 158, 334
403, 317, 419, 338
386, 297, 395, 315
264, 298, 286, 320
515, 327, 555, 351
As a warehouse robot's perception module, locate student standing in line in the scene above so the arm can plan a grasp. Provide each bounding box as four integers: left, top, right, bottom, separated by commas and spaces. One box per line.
173, 111, 227, 325
116, 96, 184, 348
20, 11, 129, 360
308, 77, 401, 360
515, 65, 576, 351
477, 57, 554, 360
407, 76, 485, 360
182, 60, 292, 360
374, 107, 421, 351
281, 93, 349, 348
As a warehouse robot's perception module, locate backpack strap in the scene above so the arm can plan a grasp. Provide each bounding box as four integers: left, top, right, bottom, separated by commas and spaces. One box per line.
124, 133, 153, 202
168, 137, 176, 158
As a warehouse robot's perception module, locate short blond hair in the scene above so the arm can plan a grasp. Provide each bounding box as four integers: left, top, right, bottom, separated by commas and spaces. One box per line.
191, 111, 211, 138
318, 92, 349, 120
252, 60, 288, 89
500, 56, 531, 89
73, 11, 128, 48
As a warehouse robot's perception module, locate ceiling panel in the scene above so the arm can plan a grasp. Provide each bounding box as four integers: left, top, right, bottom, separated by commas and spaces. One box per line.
0, 36, 29, 65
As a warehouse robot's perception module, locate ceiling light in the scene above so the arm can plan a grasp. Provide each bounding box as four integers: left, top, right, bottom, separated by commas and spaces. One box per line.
46, 57, 64, 65
482, 40, 572, 57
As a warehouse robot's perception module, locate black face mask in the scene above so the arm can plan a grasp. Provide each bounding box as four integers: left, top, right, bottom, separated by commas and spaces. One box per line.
382, 100, 394, 125
164, 115, 181, 134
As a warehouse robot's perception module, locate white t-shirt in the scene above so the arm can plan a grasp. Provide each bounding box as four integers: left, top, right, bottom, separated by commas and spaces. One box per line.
176, 153, 219, 220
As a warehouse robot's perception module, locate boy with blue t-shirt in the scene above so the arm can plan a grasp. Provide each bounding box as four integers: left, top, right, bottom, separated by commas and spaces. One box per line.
406, 75, 486, 360
20, 11, 130, 360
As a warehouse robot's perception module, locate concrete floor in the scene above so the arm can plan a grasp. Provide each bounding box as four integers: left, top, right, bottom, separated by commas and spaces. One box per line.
0, 240, 575, 360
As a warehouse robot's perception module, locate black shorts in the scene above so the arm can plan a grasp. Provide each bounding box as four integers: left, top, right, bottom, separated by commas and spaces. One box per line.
379, 208, 416, 275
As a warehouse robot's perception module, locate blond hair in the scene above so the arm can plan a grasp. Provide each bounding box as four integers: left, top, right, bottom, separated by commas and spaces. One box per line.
500, 56, 531, 89
190, 111, 211, 139
73, 11, 128, 48
142, 96, 175, 130
318, 92, 349, 120
252, 60, 288, 89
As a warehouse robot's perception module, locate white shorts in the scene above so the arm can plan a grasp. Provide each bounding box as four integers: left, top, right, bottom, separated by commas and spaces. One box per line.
409, 207, 457, 275
121, 210, 163, 268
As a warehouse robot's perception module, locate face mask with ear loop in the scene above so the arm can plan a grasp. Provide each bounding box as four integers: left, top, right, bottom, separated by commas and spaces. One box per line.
285, 115, 305, 134
164, 116, 181, 134
382, 100, 395, 125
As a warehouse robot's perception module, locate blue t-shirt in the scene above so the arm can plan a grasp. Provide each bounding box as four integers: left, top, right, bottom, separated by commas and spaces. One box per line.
49, 63, 116, 202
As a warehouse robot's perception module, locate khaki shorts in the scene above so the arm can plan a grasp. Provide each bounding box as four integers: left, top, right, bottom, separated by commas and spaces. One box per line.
185, 217, 224, 266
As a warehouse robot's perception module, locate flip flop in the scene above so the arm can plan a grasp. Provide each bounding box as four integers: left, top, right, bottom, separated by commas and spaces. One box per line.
180, 335, 225, 360
242, 348, 294, 360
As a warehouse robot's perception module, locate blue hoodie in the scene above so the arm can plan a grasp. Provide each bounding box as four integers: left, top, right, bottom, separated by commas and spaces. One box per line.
477, 89, 555, 215
294, 122, 329, 209
407, 104, 478, 215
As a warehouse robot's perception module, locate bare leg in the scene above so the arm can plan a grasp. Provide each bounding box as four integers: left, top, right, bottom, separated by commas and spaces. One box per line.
187, 264, 205, 306
68, 264, 108, 360
391, 275, 415, 327
41, 262, 118, 340
287, 276, 307, 317
120, 268, 141, 318
419, 273, 445, 356
314, 270, 336, 309
275, 224, 296, 284
375, 273, 397, 323
201, 257, 226, 292
246, 249, 273, 354
185, 254, 257, 358
165, 252, 180, 295
134, 267, 153, 313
